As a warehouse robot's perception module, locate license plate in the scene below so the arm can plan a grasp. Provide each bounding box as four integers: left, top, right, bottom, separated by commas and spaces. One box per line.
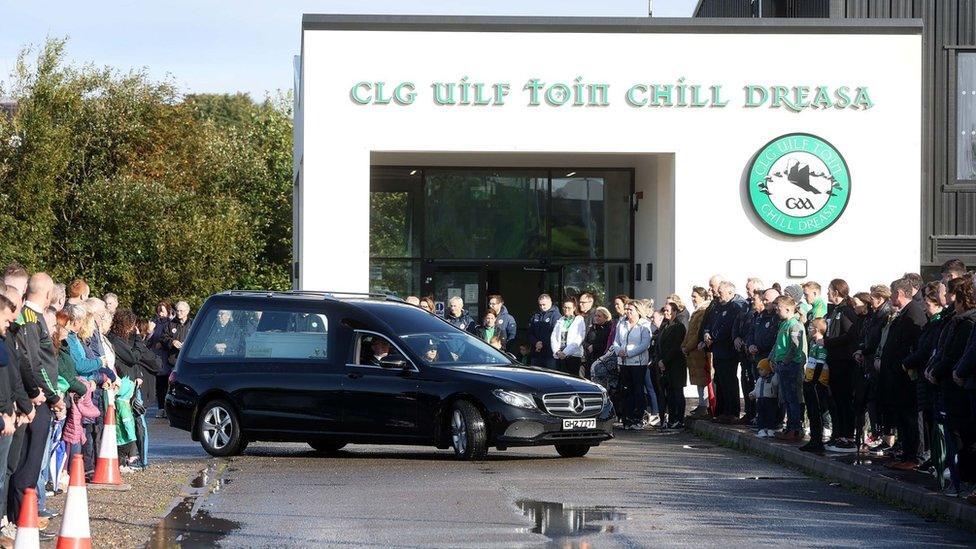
562, 418, 597, 430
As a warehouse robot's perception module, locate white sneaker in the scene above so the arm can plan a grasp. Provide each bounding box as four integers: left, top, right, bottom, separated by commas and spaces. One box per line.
648, 415, 661, 427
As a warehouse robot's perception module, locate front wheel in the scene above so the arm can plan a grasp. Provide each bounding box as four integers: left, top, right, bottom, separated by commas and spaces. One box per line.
196, 400, 248, 457
555, 444, 591, 458
450, 401, 488, 460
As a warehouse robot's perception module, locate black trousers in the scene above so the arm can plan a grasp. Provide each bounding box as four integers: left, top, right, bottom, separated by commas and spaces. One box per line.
3, 424, 27, 518
713, 357, 741, 418
829, 359, 857, 440
620, 364, 647, 424
740, 359, 756, 420
665, 362, 688, 424
8, 404, 52, 523
893, 384, 921, 462
558, 356, 582, 378
155, 373, 169, 410
803, 381, 828, 446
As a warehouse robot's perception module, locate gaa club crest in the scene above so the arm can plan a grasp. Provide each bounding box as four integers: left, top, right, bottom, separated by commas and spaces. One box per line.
748, 133, 851, 237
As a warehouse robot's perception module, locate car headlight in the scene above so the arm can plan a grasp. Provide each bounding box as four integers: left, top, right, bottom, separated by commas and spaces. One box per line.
492, 389, 538, 410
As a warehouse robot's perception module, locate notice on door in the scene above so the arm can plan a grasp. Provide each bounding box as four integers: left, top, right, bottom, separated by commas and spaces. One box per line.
464, 284, 479, 304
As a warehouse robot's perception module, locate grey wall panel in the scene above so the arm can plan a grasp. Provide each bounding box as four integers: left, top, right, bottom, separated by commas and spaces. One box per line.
960, 0, 976, 44
890, 0, 914, 18
848, 1, 869, 17
940, 193, 957, 234
958, 193, 976, 234
870, 0, 891, 17
694, 0, 753, 17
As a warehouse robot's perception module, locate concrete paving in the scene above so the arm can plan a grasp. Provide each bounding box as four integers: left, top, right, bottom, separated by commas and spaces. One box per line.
147, 418, 976, 548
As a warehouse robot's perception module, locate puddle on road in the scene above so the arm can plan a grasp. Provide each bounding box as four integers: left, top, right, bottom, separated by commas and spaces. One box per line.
516, 499, 628, 547
735, 476, 806, 481
145, 464, 241, 548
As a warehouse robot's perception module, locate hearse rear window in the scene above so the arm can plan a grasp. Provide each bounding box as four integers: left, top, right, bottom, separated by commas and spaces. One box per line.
185, 307, 329, 360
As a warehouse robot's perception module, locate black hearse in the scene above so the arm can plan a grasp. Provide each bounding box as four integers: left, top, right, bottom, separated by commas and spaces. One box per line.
165, 291, 614, 460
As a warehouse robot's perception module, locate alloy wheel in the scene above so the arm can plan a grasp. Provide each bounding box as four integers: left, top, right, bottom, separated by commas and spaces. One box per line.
202, 405, 233, 450
451, 409, 467, 455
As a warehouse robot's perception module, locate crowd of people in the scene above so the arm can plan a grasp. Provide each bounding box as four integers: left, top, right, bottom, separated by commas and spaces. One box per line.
407, 258, 976, 504
0, 262, 190, 544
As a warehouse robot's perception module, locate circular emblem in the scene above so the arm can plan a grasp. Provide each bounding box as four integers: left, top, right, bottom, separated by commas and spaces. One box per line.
748, 133, 851, 236
571, 395, 585, 414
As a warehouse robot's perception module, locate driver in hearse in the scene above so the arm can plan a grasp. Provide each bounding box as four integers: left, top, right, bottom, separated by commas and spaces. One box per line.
367, 338, 392, 366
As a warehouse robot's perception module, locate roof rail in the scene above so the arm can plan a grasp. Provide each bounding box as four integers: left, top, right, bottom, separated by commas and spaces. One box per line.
218, 290, 404, 302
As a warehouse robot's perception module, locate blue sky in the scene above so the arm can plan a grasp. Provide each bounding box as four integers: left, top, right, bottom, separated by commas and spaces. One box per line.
0, 0, 698, 99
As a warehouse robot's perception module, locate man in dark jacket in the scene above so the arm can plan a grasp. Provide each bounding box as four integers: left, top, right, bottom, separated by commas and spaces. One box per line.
444, 296, 475, 333
163, 301, 193, 366
879, 277, 927, 470
527, 294, 560, 368
734, 289, 768, 423
7, 273, 60, 539
0, 292, 23, 545
204, 310, 243, 357
704, 280, 748, 422
487, 294, 517, 353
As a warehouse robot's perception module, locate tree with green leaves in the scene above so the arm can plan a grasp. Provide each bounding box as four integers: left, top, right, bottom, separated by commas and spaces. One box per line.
0, 38, 293, 314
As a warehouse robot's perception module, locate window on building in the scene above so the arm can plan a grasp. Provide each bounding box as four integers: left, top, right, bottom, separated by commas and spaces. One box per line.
959, 53, 976, 181
424, 169, 547, 259
370, 167, 422, 297
186, 307, 330, 361
550, 171, 631, 259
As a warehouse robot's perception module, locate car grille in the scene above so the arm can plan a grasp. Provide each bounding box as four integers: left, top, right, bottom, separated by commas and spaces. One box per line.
541, 392, 604, 417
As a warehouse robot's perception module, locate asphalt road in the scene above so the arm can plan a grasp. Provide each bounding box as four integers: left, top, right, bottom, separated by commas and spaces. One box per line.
147, 418, 976, 548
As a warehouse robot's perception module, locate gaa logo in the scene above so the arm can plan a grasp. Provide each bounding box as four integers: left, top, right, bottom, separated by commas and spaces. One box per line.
785, 197, 815, 210
747, 133, 851, 237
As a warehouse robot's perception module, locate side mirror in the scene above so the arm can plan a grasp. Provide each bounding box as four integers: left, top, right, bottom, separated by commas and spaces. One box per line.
379, 357, 408, 369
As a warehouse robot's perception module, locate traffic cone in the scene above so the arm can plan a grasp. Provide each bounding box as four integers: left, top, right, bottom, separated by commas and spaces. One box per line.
56, 455, 91, 549
12, 488, 39, 549
91, 400, 122, 486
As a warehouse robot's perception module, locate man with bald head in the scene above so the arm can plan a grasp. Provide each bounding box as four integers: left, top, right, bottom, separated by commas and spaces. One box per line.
6, 273, 62, 537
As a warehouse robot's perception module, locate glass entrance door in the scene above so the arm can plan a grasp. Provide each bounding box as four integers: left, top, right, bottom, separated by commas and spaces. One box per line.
430, 268, 485, 321
427, 265, 554, 336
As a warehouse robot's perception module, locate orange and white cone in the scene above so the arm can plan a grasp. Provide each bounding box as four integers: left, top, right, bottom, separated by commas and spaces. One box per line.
12, 487, 39, 549
56, 454, 91, 549
91, 400, 122, 486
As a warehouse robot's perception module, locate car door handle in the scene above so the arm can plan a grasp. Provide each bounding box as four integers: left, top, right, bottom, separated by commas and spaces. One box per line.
347, 372, 363, 380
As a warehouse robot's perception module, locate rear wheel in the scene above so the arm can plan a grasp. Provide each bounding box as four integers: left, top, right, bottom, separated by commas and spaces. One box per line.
197, 400, 248, 457
309, 440, 347, 454
555, 444, 591, 458
450, 401, 488, 460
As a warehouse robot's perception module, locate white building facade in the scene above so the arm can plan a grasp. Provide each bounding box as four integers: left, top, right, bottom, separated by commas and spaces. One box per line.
294, 15, 922, 324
